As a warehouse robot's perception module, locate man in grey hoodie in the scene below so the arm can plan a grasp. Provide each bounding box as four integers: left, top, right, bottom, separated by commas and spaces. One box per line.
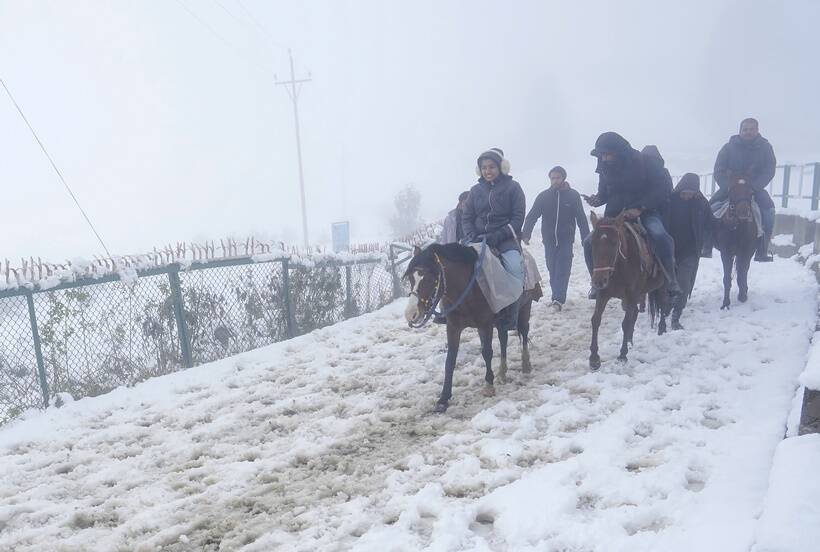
522, 166, 589, 310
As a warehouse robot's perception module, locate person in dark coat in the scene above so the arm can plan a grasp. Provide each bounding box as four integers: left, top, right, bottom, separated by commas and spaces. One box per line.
641, 145, 674, 226
522, 166, 589, 311
438, 191, 470, 244
703, 118, 776, 262
583, 132, 680, 298
668, 173, 712, 330
462, 148, 526, 330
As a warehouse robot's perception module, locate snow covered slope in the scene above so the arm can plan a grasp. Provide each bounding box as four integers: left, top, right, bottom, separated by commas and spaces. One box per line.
0, 242, 816, 551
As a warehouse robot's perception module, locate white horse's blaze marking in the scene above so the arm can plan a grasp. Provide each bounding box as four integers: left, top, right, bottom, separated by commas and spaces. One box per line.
404, 270, 424, 323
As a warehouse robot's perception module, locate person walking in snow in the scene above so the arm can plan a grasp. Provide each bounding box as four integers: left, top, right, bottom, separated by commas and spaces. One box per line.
438, 191, 470, 244
668, 173, 712, 330
702, 117, 777, 262
583, 132, 680, 300
462, 147, 526, 331
522, 166, 589, 311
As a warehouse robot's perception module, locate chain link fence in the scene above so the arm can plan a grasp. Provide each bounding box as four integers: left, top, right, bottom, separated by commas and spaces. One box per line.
0, 256, 397, 425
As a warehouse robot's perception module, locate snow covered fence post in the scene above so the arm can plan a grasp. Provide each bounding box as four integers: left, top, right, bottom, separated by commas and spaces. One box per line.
344, 265, 354, 318
813, 162, 820, 211
167, 267, 193, 369
281, 259, 295, 338
781, 165, 791, 208
24, 291, 49, 407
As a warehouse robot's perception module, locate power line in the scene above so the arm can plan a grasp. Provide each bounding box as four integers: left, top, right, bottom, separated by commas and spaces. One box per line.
234, 0, 289, 52
172, 0, 274, 75
0, 78, 112, 257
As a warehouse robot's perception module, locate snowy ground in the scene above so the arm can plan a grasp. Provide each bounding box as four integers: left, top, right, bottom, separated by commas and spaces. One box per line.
0, 240, 816, 552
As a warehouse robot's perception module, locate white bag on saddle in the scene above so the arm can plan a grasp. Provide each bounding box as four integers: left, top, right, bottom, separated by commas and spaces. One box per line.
711, 199, 764, 238
522, 247, 542, 291
470, 244, 524, 314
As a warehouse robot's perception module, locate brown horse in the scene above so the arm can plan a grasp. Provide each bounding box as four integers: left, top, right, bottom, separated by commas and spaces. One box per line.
403, 243, 535, 413
588, 212, 668, 369
714, 174, 758, 309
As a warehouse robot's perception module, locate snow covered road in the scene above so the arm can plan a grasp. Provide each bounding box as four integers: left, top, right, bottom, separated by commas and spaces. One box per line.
0, 243, 816, 551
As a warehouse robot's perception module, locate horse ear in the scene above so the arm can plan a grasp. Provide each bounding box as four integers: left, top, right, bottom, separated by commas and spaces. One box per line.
413, 245, 422, 256
589, 211, 598, 227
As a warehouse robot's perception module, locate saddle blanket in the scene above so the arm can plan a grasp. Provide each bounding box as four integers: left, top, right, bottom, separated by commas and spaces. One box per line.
711, 199, 763, 238
470, 244, 525, 314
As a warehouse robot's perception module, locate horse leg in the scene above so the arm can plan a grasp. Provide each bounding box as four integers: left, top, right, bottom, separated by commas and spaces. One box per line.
519, 298, 532, 374
655, 287, 669, 335
737, 253, 752, 303
435, 322, 463, 413
478, 325, 496, 396
590, 297, 608, 370
619, 302, 638, 361
721, 251, 733, 310
496, 326, 508, 384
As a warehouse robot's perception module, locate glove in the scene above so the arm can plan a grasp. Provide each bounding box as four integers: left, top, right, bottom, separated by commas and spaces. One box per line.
485, 228, 508, 247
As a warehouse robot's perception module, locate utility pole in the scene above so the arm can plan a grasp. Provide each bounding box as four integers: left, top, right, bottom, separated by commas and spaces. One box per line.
275, 49, 312, 249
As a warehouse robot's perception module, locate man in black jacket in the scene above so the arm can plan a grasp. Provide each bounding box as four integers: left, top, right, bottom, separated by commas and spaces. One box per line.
668, 173, 712, 330
583, 132, 680, 299
522, 166, 589, 310
703, 118, 776, 262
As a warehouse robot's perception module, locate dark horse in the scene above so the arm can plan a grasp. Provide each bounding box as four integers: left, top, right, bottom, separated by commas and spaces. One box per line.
403, 242, 535, 413
714, 174, 758, 309
588, 212, 668, 369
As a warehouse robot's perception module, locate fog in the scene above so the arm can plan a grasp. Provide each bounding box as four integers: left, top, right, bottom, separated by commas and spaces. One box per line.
2, 0, 818, 261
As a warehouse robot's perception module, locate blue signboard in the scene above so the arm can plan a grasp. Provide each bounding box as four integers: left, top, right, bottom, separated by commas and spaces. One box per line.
332, 221, 350, 253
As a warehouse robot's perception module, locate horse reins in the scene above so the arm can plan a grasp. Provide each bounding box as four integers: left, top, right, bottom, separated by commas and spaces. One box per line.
408, 239, 488, 328
591, 224, 627, 275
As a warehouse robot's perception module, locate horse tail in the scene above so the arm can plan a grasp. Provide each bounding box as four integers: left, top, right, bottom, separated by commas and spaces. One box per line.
648, 292, 657, 329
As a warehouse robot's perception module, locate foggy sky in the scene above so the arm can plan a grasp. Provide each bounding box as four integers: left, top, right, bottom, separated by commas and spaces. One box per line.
2, 0, 819, 261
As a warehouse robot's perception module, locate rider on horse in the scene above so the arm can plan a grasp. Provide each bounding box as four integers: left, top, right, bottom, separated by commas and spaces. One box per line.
462, 148, 527, 331
583, 132, 681, 299
702, 118, 776, 262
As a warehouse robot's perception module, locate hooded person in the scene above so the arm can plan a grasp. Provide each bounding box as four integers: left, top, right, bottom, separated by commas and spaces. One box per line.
703, 118, 776, 261
668, 173, 712, 329
438, 191, 470, 244
583, 132, 680, 299
462, 148, 527, 330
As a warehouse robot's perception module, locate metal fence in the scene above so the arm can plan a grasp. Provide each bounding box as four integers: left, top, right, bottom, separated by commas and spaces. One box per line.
0, 256, 396, 425
674, 162, 820, 208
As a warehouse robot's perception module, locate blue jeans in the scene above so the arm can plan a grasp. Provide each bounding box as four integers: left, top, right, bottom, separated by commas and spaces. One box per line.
500, 249, 524, 285
545, 242, 573, 304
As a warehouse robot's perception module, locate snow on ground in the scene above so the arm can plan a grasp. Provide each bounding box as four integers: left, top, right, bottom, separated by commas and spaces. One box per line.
0, 240, 816, 551
752, 434, 820, 552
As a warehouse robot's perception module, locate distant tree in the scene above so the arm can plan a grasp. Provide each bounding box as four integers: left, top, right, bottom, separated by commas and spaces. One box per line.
389, 184, 422, 239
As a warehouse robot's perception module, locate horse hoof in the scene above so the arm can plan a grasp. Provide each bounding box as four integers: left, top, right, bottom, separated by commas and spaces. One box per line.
617, 355, 627, 363
738, 292, 748, 303
589, 357, 601, 370
496, 372, 507, 384
521, 362, 532, 374
433, 402, 448, 414
721, 303, 730, 310
482, 385, 496, 397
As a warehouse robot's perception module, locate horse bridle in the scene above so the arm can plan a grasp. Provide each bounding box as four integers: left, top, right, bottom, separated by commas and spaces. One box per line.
592, 224, 627, 275
407, 240, 488, 328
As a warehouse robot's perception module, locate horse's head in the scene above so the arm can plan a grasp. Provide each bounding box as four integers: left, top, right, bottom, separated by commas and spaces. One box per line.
403, 245, 442, 326
589, 211, 625, 291
727, 172, 754, 221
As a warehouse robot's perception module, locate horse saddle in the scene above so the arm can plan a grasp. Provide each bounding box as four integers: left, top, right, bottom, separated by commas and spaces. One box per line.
624, 220, 657, 276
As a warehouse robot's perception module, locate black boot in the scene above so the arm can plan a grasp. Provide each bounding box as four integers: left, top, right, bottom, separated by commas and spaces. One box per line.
661, 258, 682, 299
754, 234, 774, 262
670, 312, 683, 331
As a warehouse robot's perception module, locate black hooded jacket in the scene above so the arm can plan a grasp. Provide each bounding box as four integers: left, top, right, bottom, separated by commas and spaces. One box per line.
669, 174, 712, 259
592, 133, 671, 218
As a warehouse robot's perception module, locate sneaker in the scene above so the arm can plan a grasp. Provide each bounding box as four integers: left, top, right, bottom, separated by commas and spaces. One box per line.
549, 301, 563, 313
